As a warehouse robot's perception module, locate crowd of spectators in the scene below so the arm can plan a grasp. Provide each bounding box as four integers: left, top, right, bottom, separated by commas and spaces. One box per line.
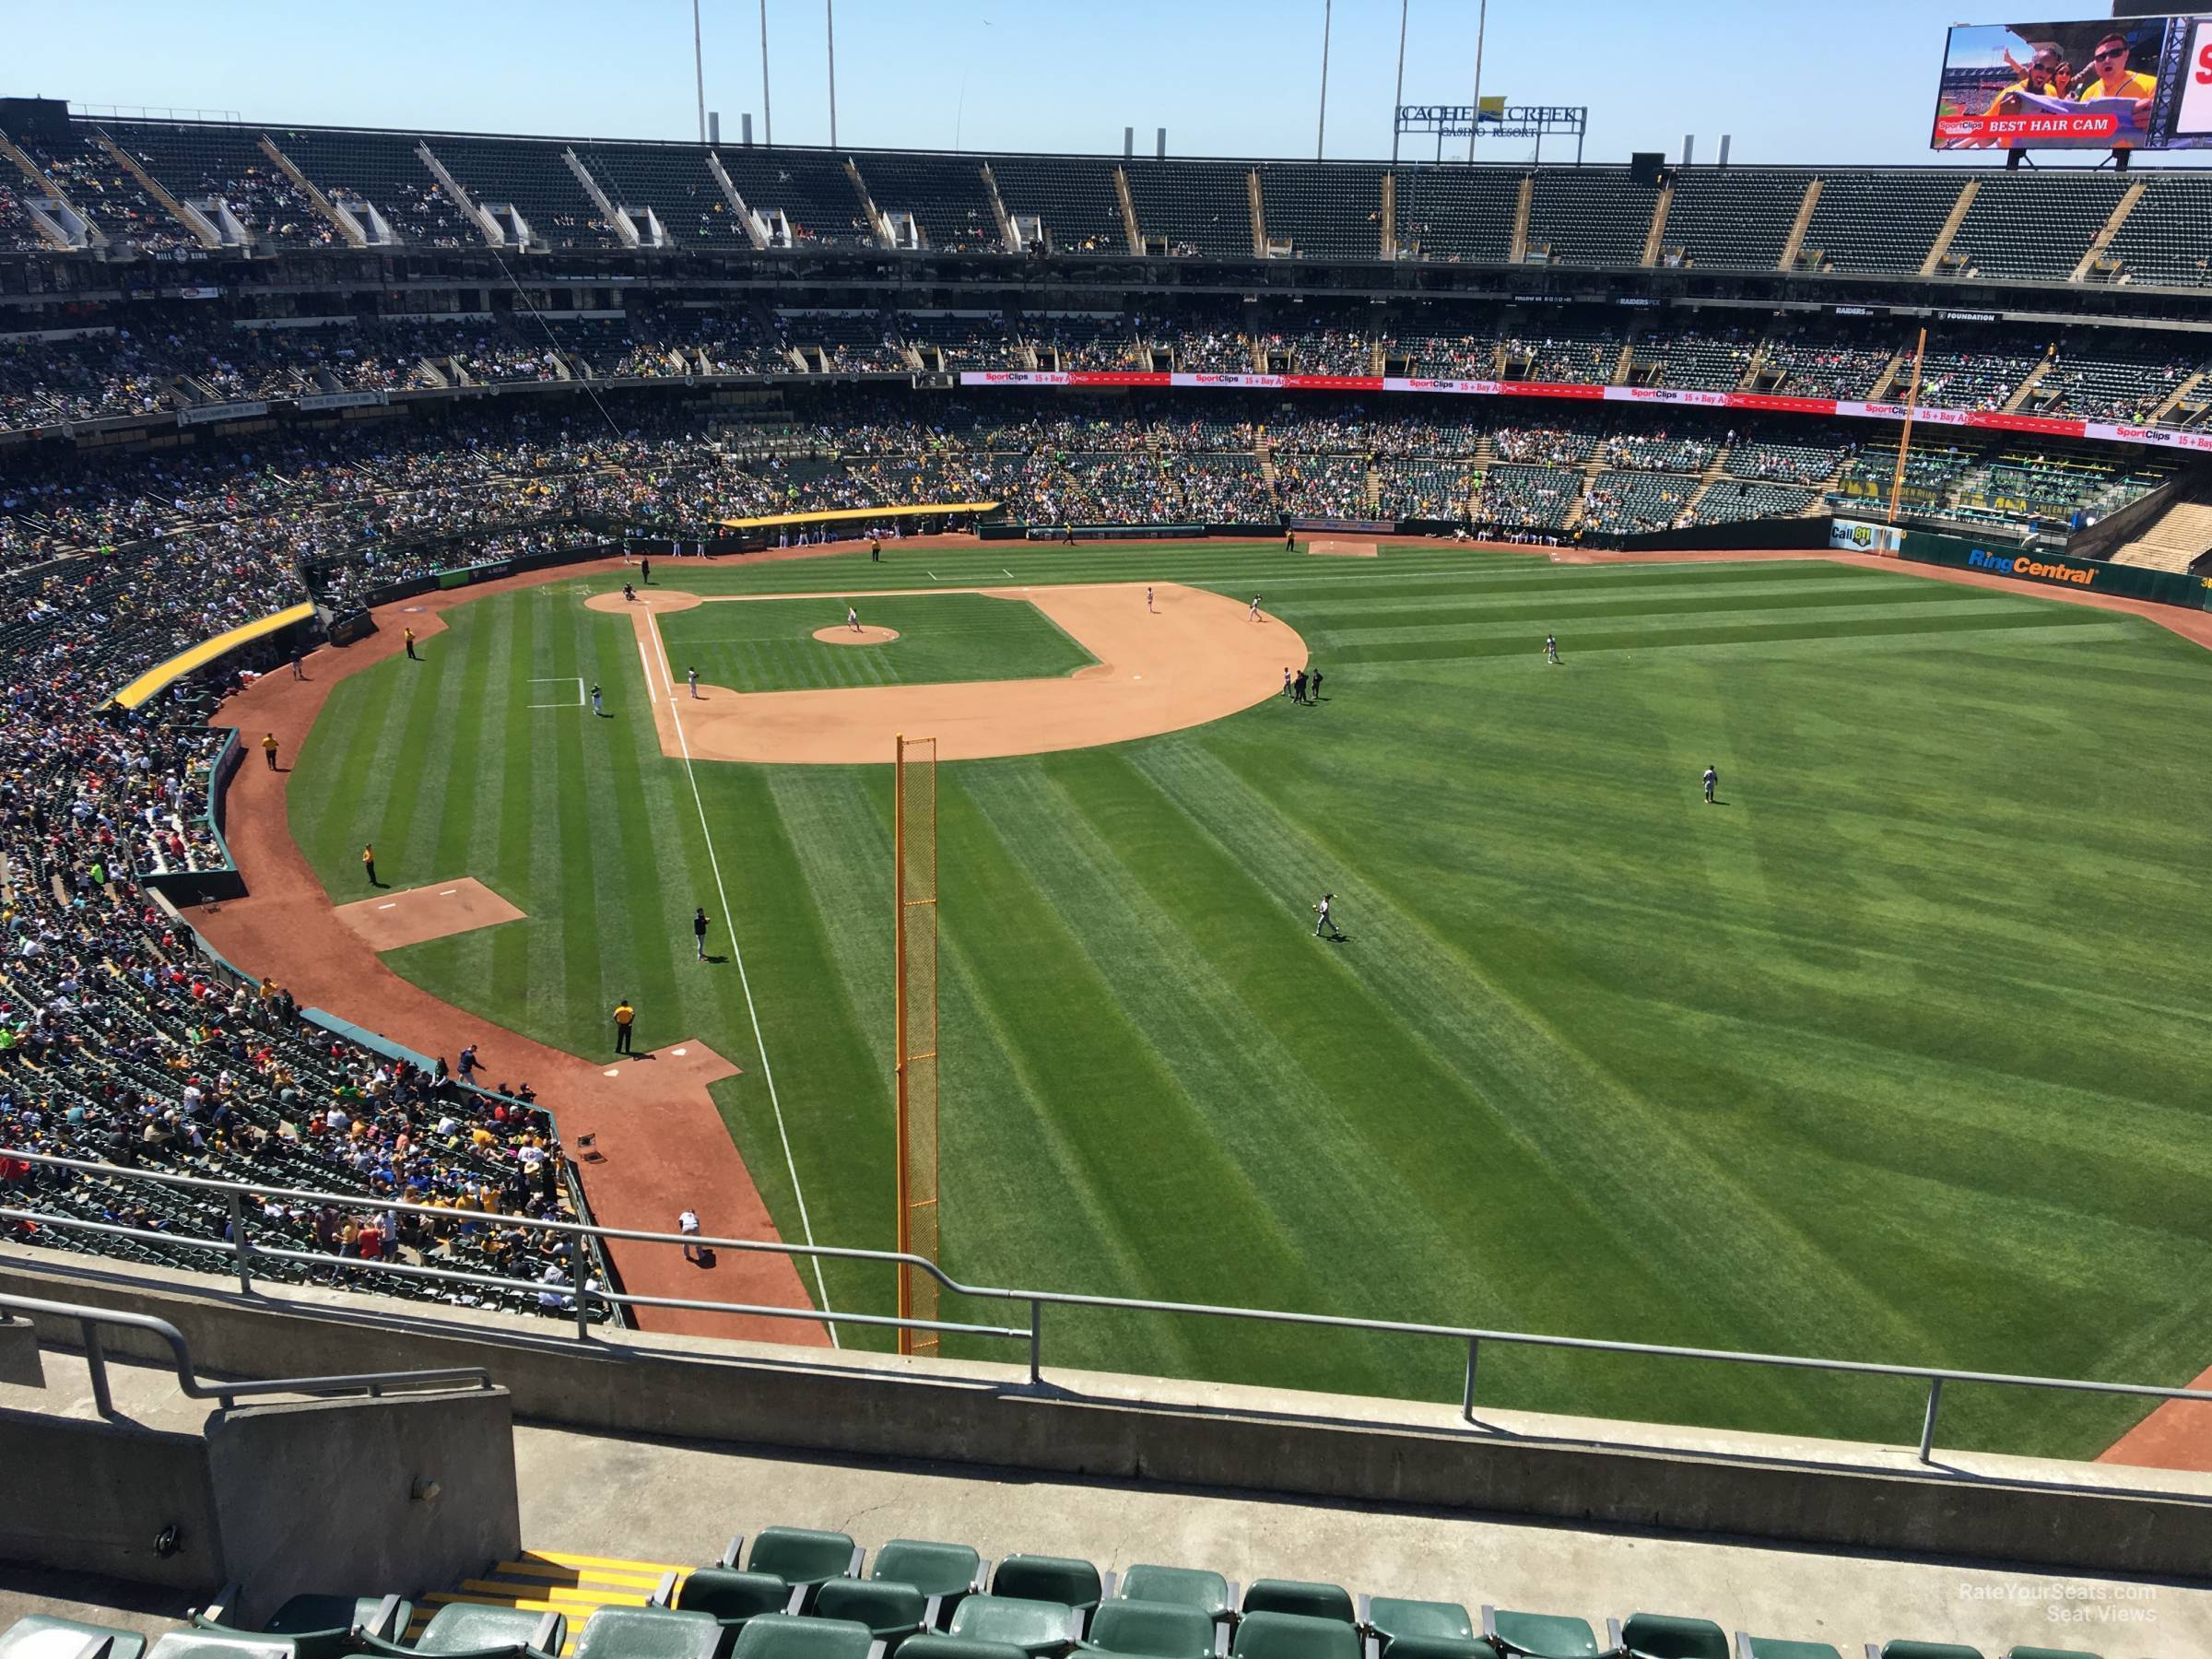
0, 437, 601, 1311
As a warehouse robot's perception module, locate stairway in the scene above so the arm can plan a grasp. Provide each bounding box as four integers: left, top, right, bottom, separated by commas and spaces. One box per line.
1867, 350, 1909, 404
2112, 497, 2212, 572
2002, 353, 2054, 414
416, 1550, 685, 1656
1258, 445, 1279, 491
1919, 178, 1979, 276
1364, 462, 1382, 518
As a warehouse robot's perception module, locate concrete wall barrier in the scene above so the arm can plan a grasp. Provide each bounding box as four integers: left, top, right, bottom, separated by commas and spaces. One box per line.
209, 1391, 520, 1623
7, 1252, 2212, 1583
0, 1409, 221, 1591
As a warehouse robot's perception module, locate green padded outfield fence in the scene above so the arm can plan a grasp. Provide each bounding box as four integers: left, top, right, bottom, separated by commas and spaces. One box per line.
1899, 530, 2212, 611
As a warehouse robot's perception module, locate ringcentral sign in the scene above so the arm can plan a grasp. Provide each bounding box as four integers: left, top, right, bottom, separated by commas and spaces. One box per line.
1967, 547, 2097, 586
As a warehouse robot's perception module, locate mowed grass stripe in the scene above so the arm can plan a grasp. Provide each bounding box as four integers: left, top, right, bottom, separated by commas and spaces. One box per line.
1308, 594, 2070, 653
1325, 605, 2116, 666
1127, 739, 1932, 1427
1304, 578, 2020, 634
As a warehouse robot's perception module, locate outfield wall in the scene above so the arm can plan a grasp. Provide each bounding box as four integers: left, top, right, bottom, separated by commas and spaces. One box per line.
1900, 530, 2212, 609
8, 1252, 2212, 1583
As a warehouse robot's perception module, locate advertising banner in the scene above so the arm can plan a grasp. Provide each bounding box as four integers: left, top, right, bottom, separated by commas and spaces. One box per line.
1932, 17, 2212, 149
956, 371, 2202, 456
1830, 519, 1904, 554
296, 390, 390, 412
177, 400, 268, 426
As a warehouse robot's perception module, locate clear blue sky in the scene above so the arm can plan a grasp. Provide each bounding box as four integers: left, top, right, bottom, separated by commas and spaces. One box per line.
2, 0, 2185, 166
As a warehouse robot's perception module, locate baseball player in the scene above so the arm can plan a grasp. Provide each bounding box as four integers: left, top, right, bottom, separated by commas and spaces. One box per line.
590, 682, 605, 716
1545, 634, 1560, 665
1703, 765, 1718, 806
687, 666, 700, 700
1249, 594, 1264, 623
1313, 892, 1344, 940
848, 604, 862, 632
692, 906, 711, 960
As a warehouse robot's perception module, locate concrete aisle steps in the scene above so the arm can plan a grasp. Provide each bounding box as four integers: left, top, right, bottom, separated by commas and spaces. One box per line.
413, 1551, 690, 1654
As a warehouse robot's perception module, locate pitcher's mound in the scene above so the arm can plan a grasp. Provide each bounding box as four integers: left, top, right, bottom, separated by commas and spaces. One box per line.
814, 624, 900, 645
335, 877, 525, 951
1308, 539, 1380, 558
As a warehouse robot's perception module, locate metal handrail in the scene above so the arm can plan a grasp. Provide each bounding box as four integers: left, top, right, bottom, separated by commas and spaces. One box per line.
0, 1288, 491, 1416
6, 1144, 2209, 1465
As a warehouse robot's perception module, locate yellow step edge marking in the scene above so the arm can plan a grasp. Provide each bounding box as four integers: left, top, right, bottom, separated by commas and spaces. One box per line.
525, 1551, 690, 1573
490, 1565, 678, 1587
459, 1584, 654, 1606
420, 1594, 581, 1614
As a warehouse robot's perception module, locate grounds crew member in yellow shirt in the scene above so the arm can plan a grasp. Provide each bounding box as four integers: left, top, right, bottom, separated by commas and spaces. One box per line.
2072, 33, 2156, 131
613, 997, 637, 1055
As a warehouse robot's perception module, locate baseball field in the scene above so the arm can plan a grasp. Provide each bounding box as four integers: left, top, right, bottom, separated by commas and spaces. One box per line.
282, 540, 2212, 1459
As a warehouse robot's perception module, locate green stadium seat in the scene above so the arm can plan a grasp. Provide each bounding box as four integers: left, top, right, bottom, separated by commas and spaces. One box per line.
1078, 1601, 1215, 1659
393, 1605, 566, 1658
1357, 1602, 1471, 1653
1480, 1609, 1600, 1659
900, 1641, 1028, 1659
1241, 1588, 1352, 1628
571, 1609, 724, 1659
193, 1594, 410, 1659
1735, 1641, 1841, 1659
874, 1542, 987, 1606
145, 1638, 298, 1659
1999, 1650, 2100, 1659
1116, 1571, 1235, 1630
1617, 1616, 1727, 1659
814, 1583, 936, 1646
1873, 1647, 1983, 1659
0, 1616, 149, 1659
1227, 1615, 1358, 1659
678, 1569, 806, 1631
1373, 1641, 1486, 1659
730, 1618, 880, 1659
735, 1530, 866, 1589
947, 1598, 1079, 1659
993, 1562, 1105, 1625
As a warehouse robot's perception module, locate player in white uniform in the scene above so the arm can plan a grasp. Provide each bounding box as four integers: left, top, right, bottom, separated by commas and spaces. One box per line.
848, 605, 861, 632
1313, 892, 1343, 940
687, 667, 700, 699
1249, 594, 1263, 622
1544, 634, 1560, 665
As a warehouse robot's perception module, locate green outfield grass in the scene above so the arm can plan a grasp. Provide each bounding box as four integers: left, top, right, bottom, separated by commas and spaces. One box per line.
652, 591, 1095, 691
285, 543, 2212, 1459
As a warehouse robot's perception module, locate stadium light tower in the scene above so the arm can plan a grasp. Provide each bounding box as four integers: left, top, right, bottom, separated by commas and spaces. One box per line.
1316, 0, 1334, 160
693, 0, 707, 144
827, 0, 839, 147
1469, 0, 1488, 162
1392, 0, 1409, 163
760, 0, 774, 148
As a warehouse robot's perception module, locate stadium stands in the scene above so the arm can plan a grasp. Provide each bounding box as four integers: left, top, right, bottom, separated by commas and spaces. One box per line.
1797, 171, 1963, 276
1122, 160, 1252, 258
1660, 170, 1814, 271
1524, 169, 1656, 268
1259, 164, 1381, 261
573, 139, 755, 247
1392, 166, 1522, 264
2099, 171, 2212, 288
